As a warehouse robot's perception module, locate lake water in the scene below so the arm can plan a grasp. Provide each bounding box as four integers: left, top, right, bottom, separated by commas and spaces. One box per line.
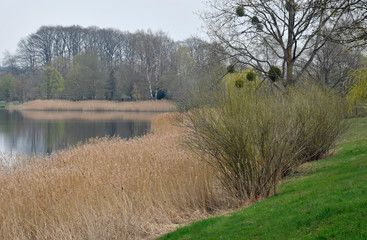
0, 110, 159, 155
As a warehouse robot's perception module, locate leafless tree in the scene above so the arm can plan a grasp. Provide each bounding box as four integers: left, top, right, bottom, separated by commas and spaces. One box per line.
97, 28, 121, 68
203, 0, 367, 87
305, 41, 364, 90
133, 30, 175, 99
17, 37, 39, 72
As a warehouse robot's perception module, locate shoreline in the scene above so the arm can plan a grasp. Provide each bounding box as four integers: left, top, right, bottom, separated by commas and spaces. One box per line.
7, 99, 177, 112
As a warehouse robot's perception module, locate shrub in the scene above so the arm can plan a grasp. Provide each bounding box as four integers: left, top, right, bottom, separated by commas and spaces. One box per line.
287, 84, 348, 163
183, 82, 347, 200
346, 67, 367, 117
0, 74, 16, 101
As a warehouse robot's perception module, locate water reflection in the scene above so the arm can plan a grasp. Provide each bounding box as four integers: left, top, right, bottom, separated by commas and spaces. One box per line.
0, 110, 158, 155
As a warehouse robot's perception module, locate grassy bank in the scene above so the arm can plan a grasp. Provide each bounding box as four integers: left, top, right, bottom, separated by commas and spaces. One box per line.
0, 113, 239, 240
12, 99, 176, 112
159, 117, 367, 239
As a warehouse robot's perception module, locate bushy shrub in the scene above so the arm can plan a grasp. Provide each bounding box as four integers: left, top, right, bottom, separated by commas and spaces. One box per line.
183, 82, 347, 200
346, 67, 367, 117
287, 84, 348, 163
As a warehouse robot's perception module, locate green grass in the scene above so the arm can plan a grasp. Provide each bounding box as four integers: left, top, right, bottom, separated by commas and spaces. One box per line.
159, 117, 367, 240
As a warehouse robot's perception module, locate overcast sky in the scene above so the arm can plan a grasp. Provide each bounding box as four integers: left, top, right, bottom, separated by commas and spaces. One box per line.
0, 0, 208, 63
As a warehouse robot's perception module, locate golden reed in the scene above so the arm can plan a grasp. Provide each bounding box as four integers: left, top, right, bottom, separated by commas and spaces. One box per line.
0, 113, 238, 240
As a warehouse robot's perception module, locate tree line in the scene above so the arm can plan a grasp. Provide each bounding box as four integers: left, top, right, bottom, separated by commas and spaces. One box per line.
0, 26, 223, 102
2, 0, 366, 103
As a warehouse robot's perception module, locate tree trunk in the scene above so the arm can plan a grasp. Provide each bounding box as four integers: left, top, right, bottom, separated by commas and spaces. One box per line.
146, 71, 154, 99
285, 0, 296, 86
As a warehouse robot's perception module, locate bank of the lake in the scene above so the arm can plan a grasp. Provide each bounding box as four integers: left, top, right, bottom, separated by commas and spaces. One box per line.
159, 117, 367, 240
9, 99, 176, 112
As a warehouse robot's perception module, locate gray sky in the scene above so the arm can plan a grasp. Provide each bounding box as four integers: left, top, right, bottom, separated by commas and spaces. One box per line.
0, 0, 208, 63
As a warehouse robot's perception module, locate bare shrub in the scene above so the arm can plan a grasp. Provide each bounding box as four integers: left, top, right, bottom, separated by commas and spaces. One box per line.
287, 84, 349, 163
183, 82, 347, 200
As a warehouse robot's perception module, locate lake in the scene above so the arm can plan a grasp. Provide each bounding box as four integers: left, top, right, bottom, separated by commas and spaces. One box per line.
0, 110, 159, 155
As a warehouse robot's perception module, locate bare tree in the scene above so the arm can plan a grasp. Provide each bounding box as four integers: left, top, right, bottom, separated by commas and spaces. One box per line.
97, 28, 121, 68
2, 51, 21, 74
65, 26, 85, 60
17, 38, 39, 72
305, 41, 363, 90
133, 30, 174, 99
203, 0, 367, 87
31, 26, 56, 65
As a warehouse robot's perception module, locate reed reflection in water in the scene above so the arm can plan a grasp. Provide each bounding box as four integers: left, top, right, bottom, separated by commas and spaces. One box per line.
0, 110, 158, 155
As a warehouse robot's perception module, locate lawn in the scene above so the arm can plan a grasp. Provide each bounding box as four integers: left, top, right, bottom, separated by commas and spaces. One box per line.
159, 117, 367, 240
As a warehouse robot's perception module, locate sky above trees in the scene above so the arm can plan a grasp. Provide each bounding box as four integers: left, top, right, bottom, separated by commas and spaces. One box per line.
0, 0, 207, 63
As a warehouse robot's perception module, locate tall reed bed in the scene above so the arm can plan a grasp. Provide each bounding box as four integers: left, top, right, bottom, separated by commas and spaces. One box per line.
14, 100, 176, 112
0, 113, 236, 240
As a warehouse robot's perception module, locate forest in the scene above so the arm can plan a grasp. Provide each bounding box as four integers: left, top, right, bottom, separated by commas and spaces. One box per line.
0, 26, 222, 102
1, 16, 365, 105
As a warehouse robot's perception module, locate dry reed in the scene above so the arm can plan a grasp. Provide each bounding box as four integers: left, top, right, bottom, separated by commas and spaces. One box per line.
0, 113, 238, 240
14, 100, 176, 112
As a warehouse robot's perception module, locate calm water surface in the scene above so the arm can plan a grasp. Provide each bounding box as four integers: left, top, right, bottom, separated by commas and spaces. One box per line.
0, 110, 158, 155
